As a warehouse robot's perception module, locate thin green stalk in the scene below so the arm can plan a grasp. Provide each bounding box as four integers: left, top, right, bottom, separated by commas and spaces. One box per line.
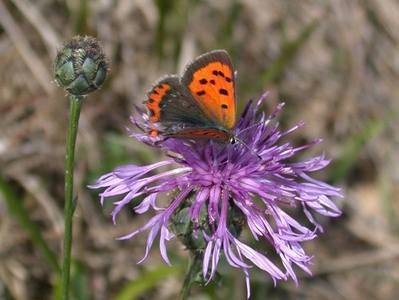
180, 252, 202, 300
61, 95, 83, 300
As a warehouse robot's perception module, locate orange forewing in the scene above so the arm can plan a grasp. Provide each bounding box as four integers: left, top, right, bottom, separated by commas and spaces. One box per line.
145, 83, 170, 123
187, 62, 236, 129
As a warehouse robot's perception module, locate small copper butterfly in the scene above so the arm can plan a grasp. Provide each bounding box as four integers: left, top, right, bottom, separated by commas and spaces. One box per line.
144, 50, 238, 143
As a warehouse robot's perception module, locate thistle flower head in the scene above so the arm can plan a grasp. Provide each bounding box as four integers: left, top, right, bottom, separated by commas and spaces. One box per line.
54, 36, 107, 96
90, 93, 343, 296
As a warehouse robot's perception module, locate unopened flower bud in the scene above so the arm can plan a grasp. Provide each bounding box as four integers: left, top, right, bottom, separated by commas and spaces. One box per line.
54, 36, 107, 96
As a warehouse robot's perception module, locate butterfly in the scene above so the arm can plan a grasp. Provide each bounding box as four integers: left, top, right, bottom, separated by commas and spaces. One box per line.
144, 50, 238, 144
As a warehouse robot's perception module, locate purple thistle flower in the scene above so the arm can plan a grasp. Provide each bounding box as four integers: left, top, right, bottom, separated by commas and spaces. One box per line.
89, 93, 343, 297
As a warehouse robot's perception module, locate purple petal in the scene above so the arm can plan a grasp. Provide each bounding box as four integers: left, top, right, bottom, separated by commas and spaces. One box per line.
203, 241, 213, 280
231, 234, 285, 280
137, 223, 161, 264
159, 226, 173, 265
134, 193, 159, 214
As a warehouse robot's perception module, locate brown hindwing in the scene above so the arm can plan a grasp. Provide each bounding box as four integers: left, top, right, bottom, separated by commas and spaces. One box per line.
165, 128, 230, 141
145, 79, 173, 123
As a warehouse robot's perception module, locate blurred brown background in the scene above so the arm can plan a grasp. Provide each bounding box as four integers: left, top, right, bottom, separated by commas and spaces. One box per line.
0, 0, 398, 299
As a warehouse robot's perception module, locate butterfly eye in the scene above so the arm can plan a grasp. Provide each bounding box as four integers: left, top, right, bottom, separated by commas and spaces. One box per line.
229, 137, 237, 144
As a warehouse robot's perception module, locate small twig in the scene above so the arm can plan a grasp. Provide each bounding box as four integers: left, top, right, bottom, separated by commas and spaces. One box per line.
0, 0, 54, 94
0, 36, 12, 54
10, 0, 61, 57
313, 246, 399, 277
11, 173, 64, 236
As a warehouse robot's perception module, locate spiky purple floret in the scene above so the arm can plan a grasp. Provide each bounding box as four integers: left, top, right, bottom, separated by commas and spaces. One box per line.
89, 93, 342, 297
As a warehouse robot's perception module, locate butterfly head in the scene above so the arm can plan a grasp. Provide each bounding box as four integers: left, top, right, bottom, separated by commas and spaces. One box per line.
228, 135, 237, 145
228, 133, 262, 160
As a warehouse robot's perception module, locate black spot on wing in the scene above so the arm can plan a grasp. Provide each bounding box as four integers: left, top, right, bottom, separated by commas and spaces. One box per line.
219, 89, 228, 96
196, 90, 206, 96
181, 50, 233, 88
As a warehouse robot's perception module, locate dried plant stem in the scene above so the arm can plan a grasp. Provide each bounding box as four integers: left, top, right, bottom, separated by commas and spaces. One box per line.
180, 252, 202, 300
0, 0, 54, 94
61, 95, 83, 300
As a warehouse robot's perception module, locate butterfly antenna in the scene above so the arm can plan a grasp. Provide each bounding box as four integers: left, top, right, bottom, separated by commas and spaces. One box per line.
236, 120, 264, 136
233, 136, 262, 160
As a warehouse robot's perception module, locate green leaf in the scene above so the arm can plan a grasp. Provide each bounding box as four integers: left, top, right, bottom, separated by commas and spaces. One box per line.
154, 0, 176, 61
71, 261, 90, 300
0, 176, 60, 273
261, 19, 319, 85
53, 260, 89, 300
115, 264, 183, 300
74, 0, 89, 34
329, 118, 385, 182
217, 0, 242, 59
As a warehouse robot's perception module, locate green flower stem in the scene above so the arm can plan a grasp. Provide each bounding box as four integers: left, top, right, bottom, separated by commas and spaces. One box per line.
180, 252, 202, 300
61, 95, 83, 300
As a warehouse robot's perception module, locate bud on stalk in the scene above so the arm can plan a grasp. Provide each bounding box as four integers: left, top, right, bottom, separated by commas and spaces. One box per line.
54, 36, 107, 96
55, 36, 108, 300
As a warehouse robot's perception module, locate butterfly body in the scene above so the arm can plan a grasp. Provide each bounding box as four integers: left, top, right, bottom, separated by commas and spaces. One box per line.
145, 50, 236, 143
